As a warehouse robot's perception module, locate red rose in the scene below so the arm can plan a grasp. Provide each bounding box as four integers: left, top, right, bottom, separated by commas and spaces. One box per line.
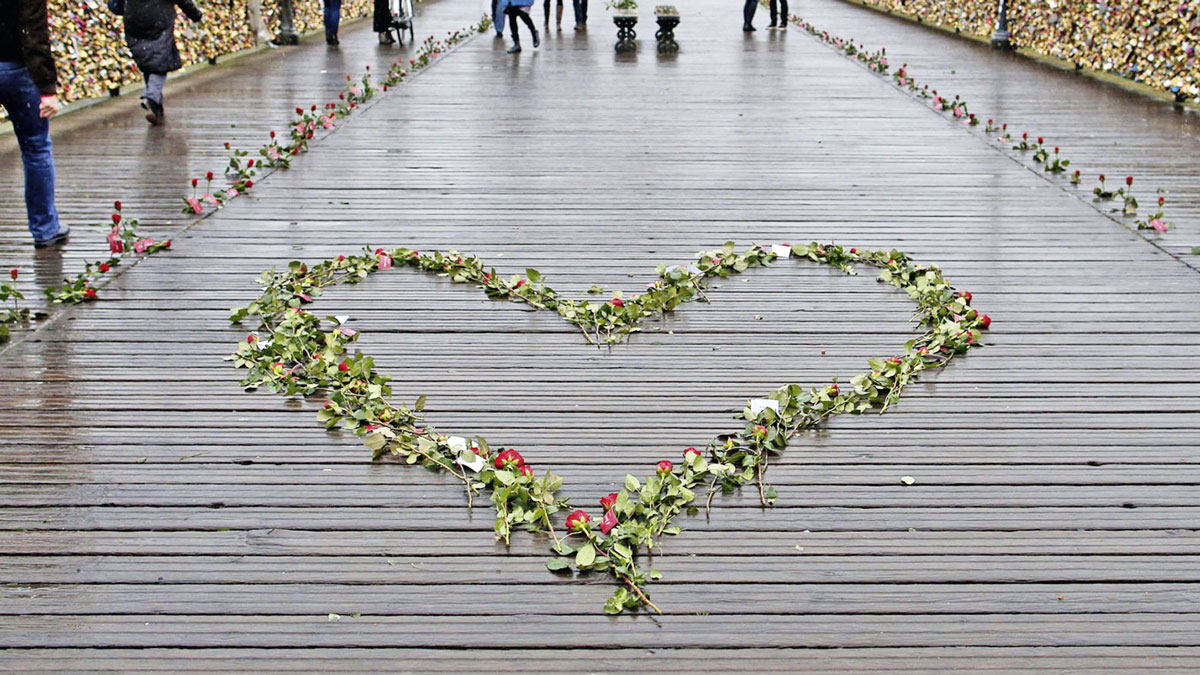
1037, 137, 1044, 144
270, 130, 276, 138
600, 492, 619, 509
338, 361, 349, 372
829, 384, 839, 394
979, 314, 991, 329
515, 280, 527, 288
84, 288, 97, 300
295, 107, 304, 115
683, 447, 701, 459
98, 262, 110, 273
1099, 174, 1106, 182
163, 240, 171, 249
114, 200, 122, 211
205, 171, 214, 182
849, 248, 857, 254
191, 178, 198, 188
610, 298, 624, 308
656, 460, 674, 474
494, 448, 525, 469
112, 213, 121, 225
244, 180, 254, 188
960, 291, 972, 304
247, 334, 256, 343
519, 465, 534, 478
600, 509, 619, 535
337, 255, 345, 262
8, 269, 16, 281
565, 509, 590, 531
1125, 176, 1133, 186
1054, 147, 1059, 153
223, 142, 230, 149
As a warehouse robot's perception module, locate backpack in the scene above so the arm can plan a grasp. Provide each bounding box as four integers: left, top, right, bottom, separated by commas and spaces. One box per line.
107, 0, 125, 15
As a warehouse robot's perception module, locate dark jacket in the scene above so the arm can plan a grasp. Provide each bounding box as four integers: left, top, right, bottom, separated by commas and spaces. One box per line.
0, 0, 58, 95
374, 0, 392, 33
124, 0, 203, 75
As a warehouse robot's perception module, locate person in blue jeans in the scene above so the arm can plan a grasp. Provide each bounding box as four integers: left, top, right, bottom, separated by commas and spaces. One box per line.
325, 0, 344, 45
572, 0, 587, 30
0, 0, 67, 248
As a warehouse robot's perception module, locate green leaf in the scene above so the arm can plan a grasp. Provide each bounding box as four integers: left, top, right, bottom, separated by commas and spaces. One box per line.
1192, 246, 1200, 256
414, 394, 426, 411
575, 543, 596, 567
545, 558, 571, 571
525, 268, 541, 283
624, 474, 641, 492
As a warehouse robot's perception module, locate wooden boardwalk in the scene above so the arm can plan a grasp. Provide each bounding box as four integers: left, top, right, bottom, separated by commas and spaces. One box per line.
2, 0, 1200, 669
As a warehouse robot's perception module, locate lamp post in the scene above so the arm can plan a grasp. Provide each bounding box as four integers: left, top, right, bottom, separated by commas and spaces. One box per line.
275, 0, 301, 45
990, 0, 1012, 49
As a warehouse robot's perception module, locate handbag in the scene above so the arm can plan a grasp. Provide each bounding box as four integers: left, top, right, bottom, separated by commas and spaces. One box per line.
107, 0, 125, 15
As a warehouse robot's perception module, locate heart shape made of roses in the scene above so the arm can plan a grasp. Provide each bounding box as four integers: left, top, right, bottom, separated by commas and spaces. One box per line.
228, 242, 989, 615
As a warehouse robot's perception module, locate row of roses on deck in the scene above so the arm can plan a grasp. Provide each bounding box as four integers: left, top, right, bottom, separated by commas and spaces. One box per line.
227, 241, 990, 614
0, 16, 493, 342
783, 9, 1181, 236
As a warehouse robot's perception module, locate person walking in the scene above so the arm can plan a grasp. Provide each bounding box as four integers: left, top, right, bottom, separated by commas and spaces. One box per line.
123, 0, 203, 126
768, 0, 788, 30
497, 0, 539, 53
572, 0, 587, 30
324, 0, 343, 45
246, 0, 277, 46
742, 0, 757, 31
543, 0, 563, 30
374, 0, 395, 44
0, 0, 68, 247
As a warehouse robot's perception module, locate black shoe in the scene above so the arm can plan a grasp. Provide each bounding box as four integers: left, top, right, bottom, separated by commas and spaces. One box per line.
141, 97, 164, 126
743, 24, 756, 31
33, 224, 70, 249
507, 42, 522, 53
326, 34, 339, 45
379, 31, 395, 44
532, 28, 540, 47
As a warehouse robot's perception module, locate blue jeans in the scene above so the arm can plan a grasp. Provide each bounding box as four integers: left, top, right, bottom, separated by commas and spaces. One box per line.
0, 62, 60, 243
572, 0, 587, 25
324, 0, 343, 38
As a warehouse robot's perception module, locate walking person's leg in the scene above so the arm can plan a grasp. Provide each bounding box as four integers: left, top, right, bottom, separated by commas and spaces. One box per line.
768, 0, 778, 28
556, 0, 563, 28
140, 72, 167, 125
779, 0, 788, 29
324, 0, 343, 44
0, 63, 64, 246
517, 8, 540, 46
247, 0, 272, 44
743, 0, 757, 31
544, 0, 550, 24
505, 6, 523, 52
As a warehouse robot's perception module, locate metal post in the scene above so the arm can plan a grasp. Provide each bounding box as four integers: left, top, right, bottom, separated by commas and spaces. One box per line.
275, 0, 301, 45
990, 0, 1012, 49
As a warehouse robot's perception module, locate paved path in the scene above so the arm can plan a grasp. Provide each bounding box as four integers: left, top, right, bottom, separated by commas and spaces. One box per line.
2, 0, 1200, 669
